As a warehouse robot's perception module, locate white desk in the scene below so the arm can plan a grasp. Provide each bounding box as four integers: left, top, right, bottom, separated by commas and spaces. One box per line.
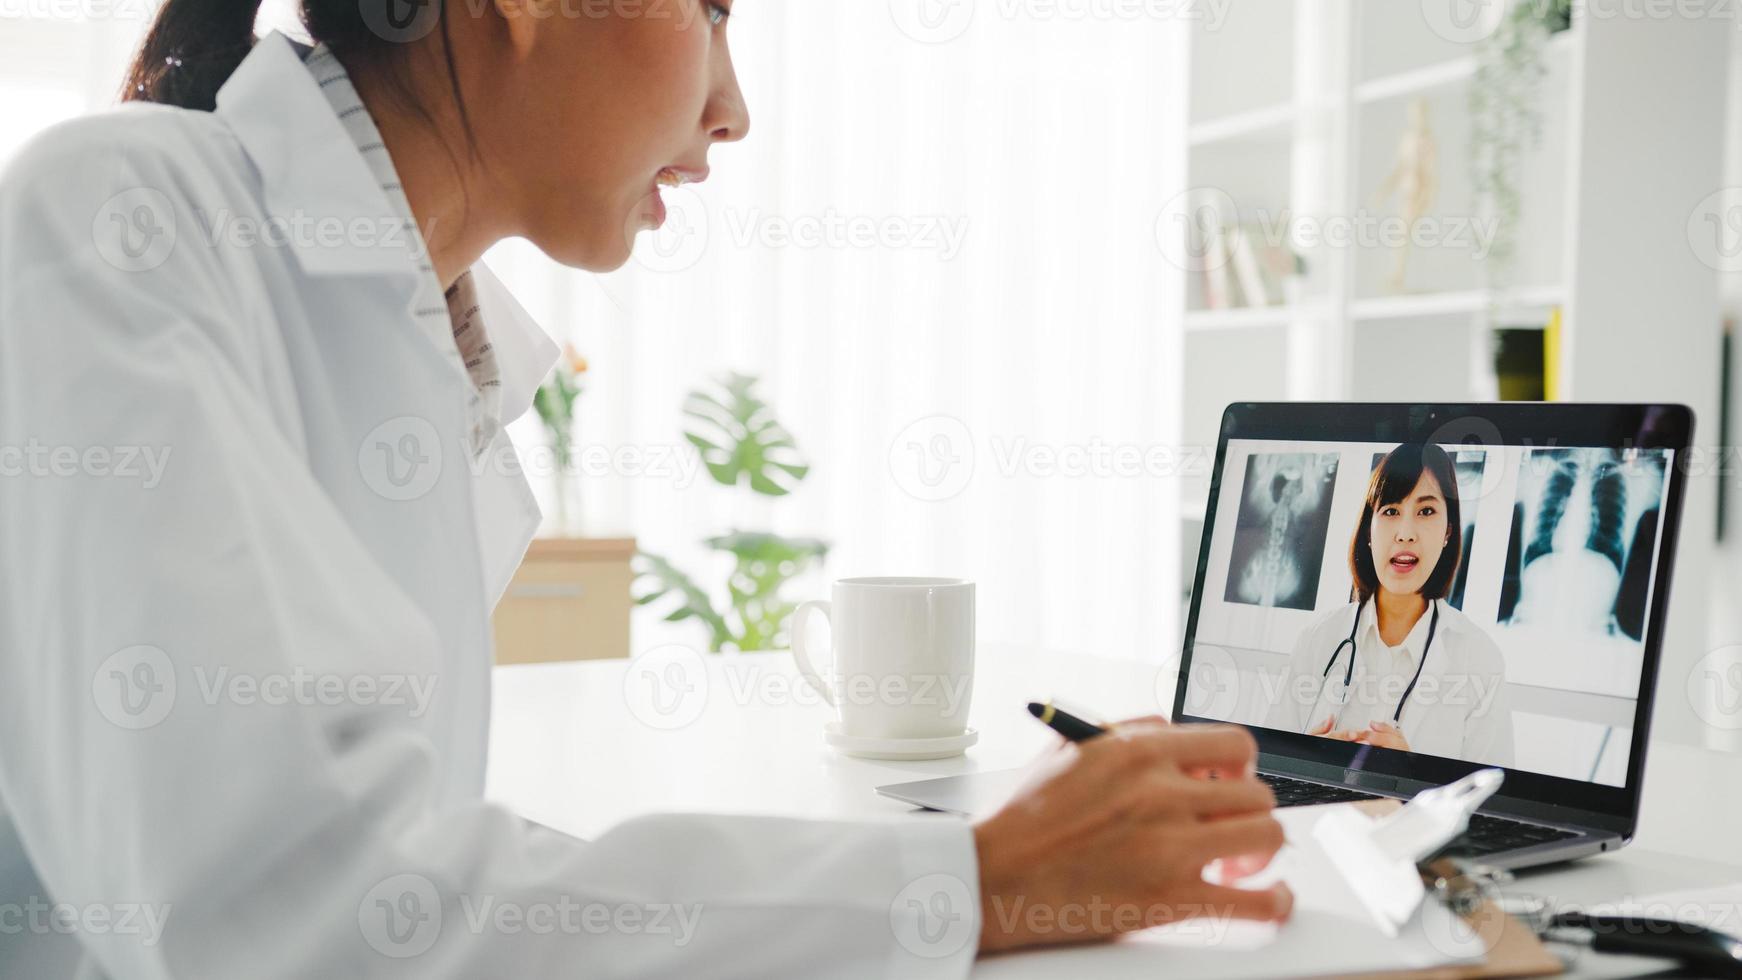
487, 646, 1742, 979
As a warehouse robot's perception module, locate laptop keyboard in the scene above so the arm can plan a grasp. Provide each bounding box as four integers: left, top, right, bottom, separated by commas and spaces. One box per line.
1257, 772, 1582, 857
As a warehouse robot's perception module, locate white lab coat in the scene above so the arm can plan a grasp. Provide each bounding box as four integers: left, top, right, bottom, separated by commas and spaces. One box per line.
1263, 600, 1516, 769
0, 31, 977, 980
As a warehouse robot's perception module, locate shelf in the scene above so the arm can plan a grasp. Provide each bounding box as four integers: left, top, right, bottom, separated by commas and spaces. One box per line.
1349, 285, 1564, 322
1354, 32, 1575, 105
1188, 102, 1296, 147
1184, 305, 1320, 332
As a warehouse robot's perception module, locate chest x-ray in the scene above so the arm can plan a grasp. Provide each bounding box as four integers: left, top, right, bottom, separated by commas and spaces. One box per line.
1223, 453, 1341, 611
1497, 447, 1667, 642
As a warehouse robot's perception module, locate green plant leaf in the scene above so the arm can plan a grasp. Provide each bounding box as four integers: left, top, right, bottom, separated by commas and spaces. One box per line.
682, 373, 811, 497
704, 531, 830, 652
632, 551, 732, 652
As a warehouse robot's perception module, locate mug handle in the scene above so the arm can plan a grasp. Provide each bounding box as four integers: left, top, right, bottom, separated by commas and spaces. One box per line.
790, 600, 836, 706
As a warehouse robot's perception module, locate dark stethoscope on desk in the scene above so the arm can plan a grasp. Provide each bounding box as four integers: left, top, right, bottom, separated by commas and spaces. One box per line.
1306, 596, 1441, 733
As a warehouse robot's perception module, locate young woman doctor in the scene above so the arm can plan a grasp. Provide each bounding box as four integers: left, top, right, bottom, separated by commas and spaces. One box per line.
0, 3, 1291, 977
1265, 444, 1515, 768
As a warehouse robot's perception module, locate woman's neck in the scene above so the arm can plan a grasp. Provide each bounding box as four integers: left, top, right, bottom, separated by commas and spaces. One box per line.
1373, 590, 1428, 648
344, 50, 508, 290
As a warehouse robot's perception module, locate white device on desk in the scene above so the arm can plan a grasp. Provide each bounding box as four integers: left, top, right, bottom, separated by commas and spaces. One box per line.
881, 401, 1695, 871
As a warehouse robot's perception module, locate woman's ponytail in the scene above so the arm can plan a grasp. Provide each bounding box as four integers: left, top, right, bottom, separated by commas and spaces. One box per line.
121, 0, 267, 111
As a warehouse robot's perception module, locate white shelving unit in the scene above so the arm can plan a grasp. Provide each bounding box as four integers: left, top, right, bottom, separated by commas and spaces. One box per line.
1174, 0, 1728, 745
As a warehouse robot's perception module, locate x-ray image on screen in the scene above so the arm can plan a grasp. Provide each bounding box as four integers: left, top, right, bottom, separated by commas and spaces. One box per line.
1497, 448, 1668, 641
1368, 449, 1489, 610
1223, 453, 1340, 611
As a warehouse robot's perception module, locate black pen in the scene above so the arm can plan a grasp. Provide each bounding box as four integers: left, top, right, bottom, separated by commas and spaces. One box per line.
1026, 701, 1107, 742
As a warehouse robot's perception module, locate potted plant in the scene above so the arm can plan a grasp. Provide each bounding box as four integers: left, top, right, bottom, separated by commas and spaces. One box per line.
635, 373, 829, 652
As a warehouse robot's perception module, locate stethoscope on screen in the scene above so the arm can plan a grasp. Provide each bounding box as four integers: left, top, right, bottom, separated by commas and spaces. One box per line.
1305, 597, 1441, 734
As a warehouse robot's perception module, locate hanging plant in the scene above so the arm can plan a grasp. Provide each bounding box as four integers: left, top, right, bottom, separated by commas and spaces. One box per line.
1469, 0, 1571, 288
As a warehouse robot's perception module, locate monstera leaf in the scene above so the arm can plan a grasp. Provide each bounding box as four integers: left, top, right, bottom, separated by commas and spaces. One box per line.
633, 552, 732, 651
707, 531, 830, 652
683, 373, 810, 496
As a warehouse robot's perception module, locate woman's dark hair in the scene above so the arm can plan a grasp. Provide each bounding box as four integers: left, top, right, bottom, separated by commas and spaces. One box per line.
120, 0, 477, 161
1349, 443, 1464, 603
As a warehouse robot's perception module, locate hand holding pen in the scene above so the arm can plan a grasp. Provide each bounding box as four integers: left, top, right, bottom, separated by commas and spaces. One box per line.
968, 701, 1291, 954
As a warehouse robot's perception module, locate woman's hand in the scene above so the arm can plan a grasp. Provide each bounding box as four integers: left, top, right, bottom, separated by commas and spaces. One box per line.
1355, 721, 1410, 751
972, 721, 1292, 954
1308, 714, 1362, 741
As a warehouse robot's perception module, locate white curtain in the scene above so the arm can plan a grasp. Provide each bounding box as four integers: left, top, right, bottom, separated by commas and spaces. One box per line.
4, 2, 1192, 663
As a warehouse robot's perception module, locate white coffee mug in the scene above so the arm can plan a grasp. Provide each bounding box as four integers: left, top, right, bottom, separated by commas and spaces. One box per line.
789, 577, 975, 740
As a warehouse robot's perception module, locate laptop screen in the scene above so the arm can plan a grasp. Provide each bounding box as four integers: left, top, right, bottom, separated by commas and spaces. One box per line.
1181, 431, 1675, 791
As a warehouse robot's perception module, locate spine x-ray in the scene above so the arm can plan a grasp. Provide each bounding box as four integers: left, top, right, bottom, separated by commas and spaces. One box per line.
1224, 453, 1340, 611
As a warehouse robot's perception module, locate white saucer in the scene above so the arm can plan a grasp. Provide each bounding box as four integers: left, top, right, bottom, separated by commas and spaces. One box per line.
823, 722, 979, 761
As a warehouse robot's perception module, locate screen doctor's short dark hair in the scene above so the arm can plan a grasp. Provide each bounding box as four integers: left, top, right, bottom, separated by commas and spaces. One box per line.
1348, 443, 1463, 603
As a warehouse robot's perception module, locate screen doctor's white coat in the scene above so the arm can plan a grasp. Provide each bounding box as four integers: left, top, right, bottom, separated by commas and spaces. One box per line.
0, 32, 977, 980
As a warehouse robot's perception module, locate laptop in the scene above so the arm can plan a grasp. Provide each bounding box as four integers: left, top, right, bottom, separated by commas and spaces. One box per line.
880, 402, 1693, 870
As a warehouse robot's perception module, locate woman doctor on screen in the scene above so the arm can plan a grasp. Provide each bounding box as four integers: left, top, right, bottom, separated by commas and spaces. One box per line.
0, 2, 1291, 977
1265, 444, 1515, 768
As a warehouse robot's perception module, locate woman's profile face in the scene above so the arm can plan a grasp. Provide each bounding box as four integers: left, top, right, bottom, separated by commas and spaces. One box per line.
475, 0, 749, 271
1370, 469, 1450, 596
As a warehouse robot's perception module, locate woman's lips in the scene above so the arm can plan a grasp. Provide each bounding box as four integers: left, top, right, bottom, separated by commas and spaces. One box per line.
646, 167, 708, 230
1388, 552, 1420, 573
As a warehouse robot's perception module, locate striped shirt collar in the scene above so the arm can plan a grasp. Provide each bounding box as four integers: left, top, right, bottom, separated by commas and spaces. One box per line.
299, 41, 504, 456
